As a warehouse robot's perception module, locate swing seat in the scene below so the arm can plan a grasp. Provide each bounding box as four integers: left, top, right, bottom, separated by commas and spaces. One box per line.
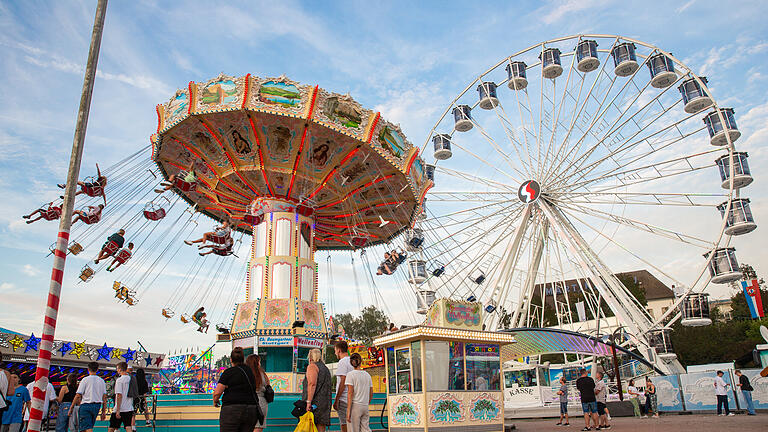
350, 237, 367, 248
431, 266, 445, 277
41, 205, 62, 221
297, 205, 314, 217
115, 249, 132, 264
209, 234, 228, 244
180, 314, 191, 324
212, 247, 233, 257
79, 265, 94, 282
162, 308, 174, 319
243, 213, 264, 226
68, 242, 84, 255
125, 297, 136, 306
144, 207, 166, 221
173, 173, 197, 192
80, 211, 101, 225
81, 178, 104, 197
101, 240, 120, 256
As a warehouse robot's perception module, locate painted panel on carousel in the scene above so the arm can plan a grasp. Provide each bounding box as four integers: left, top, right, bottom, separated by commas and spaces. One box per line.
429, 393, 465, 423
231, 300, 258, 333
468, 393, 501, 422
164, 89, 190, 129
268, 373, 293, 393
260, 298, 292, 328
424, 298, 483, 330
409, 156, 428, 190
391, 395, 421, 426
196, 74, 244, 112
313, 88, 372, 139
170, 123, 229, 171
297, 301, 324, 333
259, 115, 301, 166
301, 127, 351, 177
202, 111, 257, 161
374, 122, 411, 165
247, 76, 309, 117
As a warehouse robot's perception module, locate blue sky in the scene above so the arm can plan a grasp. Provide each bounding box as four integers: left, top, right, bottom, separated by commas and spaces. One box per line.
1, 0, 767, 355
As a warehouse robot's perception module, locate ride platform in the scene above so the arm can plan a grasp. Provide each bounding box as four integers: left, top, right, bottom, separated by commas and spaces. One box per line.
92, 392, 389, 432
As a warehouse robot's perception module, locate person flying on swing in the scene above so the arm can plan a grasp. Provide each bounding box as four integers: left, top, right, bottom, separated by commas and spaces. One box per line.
185, 219, 231, 246
59, 163, 108, 205
192, 307, 210, 333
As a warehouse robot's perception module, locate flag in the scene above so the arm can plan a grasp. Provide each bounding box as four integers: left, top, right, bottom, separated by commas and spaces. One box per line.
741, 279, 765, 318
576, 301, 587, 322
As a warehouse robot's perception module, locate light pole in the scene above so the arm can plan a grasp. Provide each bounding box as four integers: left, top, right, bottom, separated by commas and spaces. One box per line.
26, 1, 108, 431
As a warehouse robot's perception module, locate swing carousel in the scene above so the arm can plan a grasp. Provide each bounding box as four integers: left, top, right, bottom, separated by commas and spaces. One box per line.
148, 73, 431, 391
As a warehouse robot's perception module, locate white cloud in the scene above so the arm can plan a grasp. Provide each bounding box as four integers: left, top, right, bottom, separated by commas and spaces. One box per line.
538, 0, 613, 25
22, 264, 40, 276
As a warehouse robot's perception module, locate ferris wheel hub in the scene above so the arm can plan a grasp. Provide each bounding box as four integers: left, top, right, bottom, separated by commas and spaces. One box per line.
517, 180, 541, 204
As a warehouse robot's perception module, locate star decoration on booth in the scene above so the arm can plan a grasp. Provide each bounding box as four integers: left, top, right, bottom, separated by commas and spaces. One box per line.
24, 333, 41, 353
122, 348, 136, 362
96, 343, 113, 361
9, 335, 25, 352
144, 354, 153, 367
111, 348, 124, 360
58, 342, 73, 357
0, 333, 11, 348
71, 341, 87, 359
154, 356, 163, 366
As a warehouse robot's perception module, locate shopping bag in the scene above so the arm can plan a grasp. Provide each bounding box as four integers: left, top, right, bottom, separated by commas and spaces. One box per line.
295, 411, 318, 432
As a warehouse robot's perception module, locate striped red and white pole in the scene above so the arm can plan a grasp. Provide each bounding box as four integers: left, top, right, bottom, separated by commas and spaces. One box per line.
26, 2, 107, 431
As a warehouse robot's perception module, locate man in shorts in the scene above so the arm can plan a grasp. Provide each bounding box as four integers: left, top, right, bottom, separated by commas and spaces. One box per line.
556, 376, 569, 426
333, 341, 352, 432
594, 372, 610, 429
72, 362, 107, 432
109, 362, 134, 432
575, 369, 598, 431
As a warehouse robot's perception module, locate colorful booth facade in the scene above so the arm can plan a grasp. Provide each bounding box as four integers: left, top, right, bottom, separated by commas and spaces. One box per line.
374, 300, 515, 432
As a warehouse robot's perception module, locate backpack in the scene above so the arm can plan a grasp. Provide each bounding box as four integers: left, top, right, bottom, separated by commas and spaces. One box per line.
127, 374, 140, 399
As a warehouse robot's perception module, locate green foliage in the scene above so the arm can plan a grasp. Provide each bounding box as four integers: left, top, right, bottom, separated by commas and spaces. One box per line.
214, 355, 230, 368
332, 305, 389, 346
669, 317, 768, 367
474, 399, 495, 411
617, 274, 647, 306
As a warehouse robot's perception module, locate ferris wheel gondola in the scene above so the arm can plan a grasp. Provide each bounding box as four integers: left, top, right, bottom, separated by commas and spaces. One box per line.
416, 34, 756, 374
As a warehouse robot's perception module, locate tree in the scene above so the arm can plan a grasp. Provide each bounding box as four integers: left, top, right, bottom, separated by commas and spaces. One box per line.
332, 305, 389, 346
214, 355, 230, 368
728, 263, 768, 320
669, 318, 768, 367
617, 273, 647, 306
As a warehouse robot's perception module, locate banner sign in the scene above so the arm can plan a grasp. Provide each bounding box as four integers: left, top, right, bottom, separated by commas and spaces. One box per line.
296, 337, 324, 348
258, 336, 294, 347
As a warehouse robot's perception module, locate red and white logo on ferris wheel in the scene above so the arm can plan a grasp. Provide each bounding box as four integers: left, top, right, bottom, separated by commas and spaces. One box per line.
518, 180, 541, 204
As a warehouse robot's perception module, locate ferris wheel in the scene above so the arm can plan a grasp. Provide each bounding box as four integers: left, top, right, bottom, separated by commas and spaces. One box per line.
409, 34, 756, 373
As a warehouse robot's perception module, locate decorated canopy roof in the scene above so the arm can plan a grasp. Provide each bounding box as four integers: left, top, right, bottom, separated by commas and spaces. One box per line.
151, 74, 431, 250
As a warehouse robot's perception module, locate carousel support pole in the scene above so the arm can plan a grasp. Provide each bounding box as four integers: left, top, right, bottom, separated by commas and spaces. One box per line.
27, 1, 108, 431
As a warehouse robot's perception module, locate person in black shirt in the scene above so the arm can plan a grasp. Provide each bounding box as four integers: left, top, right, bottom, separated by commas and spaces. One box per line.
213, 347, 264, 432
735, 370, 756, 415
95, 229, 125, 264
575, 369, 598, 431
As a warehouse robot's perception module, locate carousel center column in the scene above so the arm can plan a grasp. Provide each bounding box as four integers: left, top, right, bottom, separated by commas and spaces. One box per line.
248, 197, 317, 302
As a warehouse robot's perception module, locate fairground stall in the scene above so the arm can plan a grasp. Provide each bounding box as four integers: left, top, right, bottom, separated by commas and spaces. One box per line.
374, 299, 515, 432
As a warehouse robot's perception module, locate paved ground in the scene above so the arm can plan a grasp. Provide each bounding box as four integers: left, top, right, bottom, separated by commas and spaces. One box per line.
511, 413, 767, 431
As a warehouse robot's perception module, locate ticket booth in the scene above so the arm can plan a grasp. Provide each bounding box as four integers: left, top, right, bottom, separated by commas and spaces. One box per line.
374, 299, 515, 432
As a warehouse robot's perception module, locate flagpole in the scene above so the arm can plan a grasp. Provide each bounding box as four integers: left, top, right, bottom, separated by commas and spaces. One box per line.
27, 1, 108, 431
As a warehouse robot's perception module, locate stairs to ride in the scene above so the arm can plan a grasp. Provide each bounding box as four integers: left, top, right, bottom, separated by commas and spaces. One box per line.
93, 393, 389, 432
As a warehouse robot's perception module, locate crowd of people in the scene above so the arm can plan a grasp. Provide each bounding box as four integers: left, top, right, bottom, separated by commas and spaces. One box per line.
0, 353, 152, 432
213, 340, 374, 432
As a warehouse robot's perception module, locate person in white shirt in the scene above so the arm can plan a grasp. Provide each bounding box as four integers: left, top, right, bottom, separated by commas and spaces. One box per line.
108, 362, 134, 432
713, 370, 733, 416
333, 341, 353, 432
23, 379, 56, 426
344, 353, 373, 432
72, 362, 108, 432
626, 379, 641, 418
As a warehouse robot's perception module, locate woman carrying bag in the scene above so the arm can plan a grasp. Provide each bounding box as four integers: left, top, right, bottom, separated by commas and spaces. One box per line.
246, 354, 273, 432
213, 348, 264, 432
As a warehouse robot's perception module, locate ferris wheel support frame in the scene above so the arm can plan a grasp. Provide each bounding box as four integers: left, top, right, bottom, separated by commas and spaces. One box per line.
513, 219, 549, 328
538, 199, 682, 374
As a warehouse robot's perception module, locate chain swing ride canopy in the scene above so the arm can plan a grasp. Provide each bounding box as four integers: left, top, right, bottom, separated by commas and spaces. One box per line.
151, 73, 431, 249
